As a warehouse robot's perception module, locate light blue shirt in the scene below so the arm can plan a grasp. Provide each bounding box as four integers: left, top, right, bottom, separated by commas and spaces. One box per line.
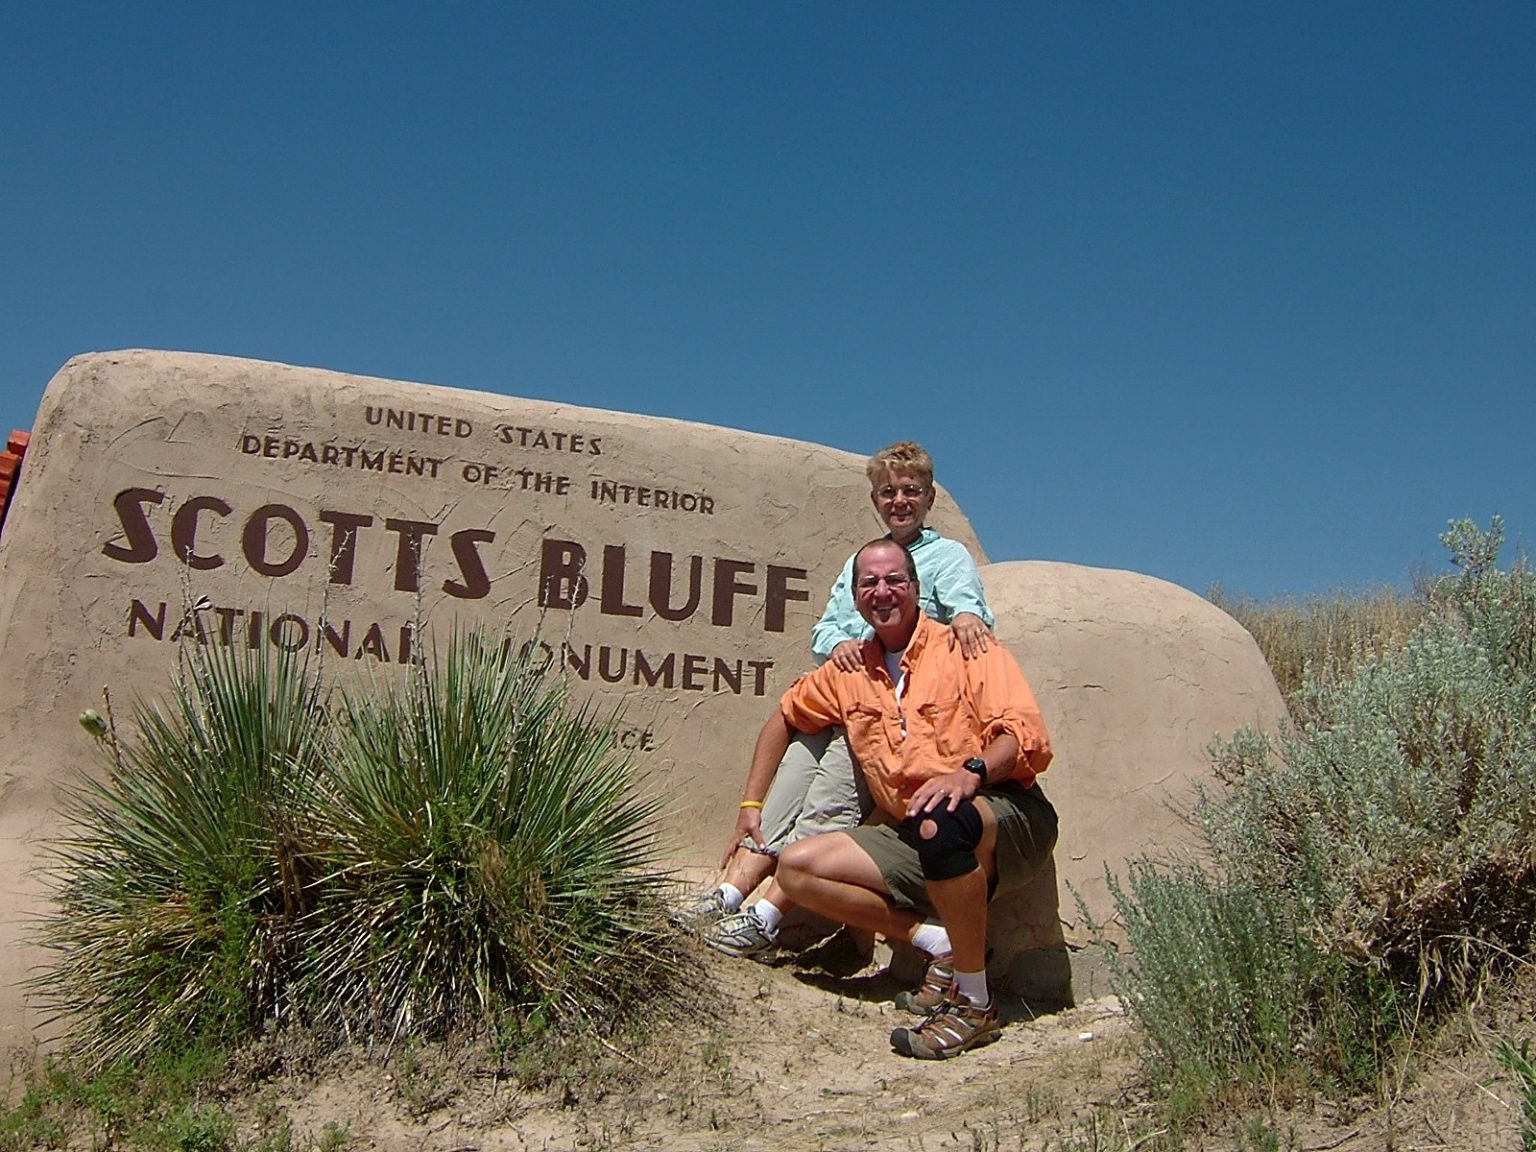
809, 527, 993, 661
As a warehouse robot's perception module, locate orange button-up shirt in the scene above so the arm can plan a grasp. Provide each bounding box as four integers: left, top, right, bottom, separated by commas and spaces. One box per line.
779, 612, 1052, 819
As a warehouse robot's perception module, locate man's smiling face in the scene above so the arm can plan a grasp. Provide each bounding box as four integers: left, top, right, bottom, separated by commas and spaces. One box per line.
853, 540, 920, 647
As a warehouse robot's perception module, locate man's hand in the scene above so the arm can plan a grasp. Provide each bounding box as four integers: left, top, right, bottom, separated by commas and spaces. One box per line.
948, 612, 993, 659
829, 638, 864, 672
906, 768, 981, 817
721, 805, 768, 868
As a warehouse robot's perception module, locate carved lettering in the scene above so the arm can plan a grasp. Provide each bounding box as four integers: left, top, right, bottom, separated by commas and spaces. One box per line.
364, 406, 473, 437
127, 598, 166, 638
496, 425, 602, 455
711, 559, 757, 627
104, 496, 813, 633
170, 496, 232, 570
384, 518, 439, 593
239, 434, 446, 479
318, 510, 374, 584
649, 552, 703, 621
242, 504, 309, 578
103, 487, 165, 563
589, 478, 714, 515
600, 544, 644, 618
512, 469, 572, 494
125, 598, 770, 696
534, 538, 811, 633
539, 538, 590, 609
127, 598, 418, 666
442, 529, 495, 600
765, 565, 811, 633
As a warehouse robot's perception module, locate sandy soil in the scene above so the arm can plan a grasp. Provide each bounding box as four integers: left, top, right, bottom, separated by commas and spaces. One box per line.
253, 938, 1525, 1152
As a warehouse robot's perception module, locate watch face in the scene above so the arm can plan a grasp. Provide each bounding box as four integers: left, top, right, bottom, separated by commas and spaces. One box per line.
965, 757, 986, 776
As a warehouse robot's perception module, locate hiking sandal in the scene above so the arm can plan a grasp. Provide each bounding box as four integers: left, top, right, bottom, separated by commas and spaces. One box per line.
890, 998, 1001, 1060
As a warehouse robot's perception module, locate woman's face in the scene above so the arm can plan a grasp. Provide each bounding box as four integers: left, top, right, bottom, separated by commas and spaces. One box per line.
869, 468, 933, 545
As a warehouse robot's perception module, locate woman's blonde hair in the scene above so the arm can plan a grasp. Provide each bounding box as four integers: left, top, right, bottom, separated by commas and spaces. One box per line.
865, 440, 934, 489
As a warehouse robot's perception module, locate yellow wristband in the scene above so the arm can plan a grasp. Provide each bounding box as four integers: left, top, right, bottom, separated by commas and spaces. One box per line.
739, 800, 764, 809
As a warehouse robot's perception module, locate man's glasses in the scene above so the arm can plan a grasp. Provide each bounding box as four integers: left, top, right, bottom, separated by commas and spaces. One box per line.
855, 574, 912, 592
875, 484, 926, 501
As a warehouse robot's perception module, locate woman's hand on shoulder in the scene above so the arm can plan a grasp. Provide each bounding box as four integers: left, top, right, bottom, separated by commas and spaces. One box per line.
829, 638, 865, 672
948, 612, 993, 659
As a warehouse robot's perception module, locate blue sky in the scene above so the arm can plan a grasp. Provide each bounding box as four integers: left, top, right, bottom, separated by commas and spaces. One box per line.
3, 3, 1532, 598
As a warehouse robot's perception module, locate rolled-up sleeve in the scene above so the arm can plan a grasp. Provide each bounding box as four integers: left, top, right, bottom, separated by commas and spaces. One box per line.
969, 648, 1052, 787
779, 665, 847, 735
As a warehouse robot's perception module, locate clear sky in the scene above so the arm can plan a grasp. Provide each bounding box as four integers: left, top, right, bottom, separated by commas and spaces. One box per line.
3, 3, 1532, 599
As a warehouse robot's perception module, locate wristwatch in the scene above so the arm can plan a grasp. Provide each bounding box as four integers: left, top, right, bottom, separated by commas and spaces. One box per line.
962, 756, 988, 781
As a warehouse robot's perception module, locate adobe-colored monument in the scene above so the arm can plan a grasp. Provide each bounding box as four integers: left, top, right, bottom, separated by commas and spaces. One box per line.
0, 350, 1286, 1041
0, 350, 989, 1043
976, 561, 1288, 1000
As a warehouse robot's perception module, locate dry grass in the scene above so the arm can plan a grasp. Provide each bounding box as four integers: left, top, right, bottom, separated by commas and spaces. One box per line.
1208, 584, 1424, 705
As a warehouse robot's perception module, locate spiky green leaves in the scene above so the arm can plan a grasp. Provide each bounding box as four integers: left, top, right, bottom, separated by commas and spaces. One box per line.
37, 630, 680, 1066
302, 631, 674, 1039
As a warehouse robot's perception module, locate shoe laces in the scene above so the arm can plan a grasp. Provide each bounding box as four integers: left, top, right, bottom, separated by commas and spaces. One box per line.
720, 908, 772, 939
919, 996, 989, 1026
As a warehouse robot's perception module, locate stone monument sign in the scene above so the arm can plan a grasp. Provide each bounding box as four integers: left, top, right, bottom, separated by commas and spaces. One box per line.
0, 349, 1291, 1039
0, 349, 986, 1041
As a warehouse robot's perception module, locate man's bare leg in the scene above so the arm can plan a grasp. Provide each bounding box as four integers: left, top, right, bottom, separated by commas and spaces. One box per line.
918, 867, 987, 974
778, 832, 923, 943
912, 796, 998, 981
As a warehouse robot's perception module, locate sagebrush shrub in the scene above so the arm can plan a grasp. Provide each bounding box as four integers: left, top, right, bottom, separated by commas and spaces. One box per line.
1110, 518, 1536, 1112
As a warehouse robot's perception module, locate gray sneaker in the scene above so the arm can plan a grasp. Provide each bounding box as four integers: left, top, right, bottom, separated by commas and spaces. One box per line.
676, 887, 730, 931
704, 908, 779, 960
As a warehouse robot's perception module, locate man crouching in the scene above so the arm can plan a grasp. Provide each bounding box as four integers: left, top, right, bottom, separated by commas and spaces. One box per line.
729, 538, 1056, 1058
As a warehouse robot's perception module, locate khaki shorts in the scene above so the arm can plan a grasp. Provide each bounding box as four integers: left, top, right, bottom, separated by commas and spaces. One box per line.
845, 781, 1058, 913
743, 727, 874, 856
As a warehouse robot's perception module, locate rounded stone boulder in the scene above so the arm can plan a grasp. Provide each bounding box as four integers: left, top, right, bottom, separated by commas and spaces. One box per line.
980, 560, 1287, 955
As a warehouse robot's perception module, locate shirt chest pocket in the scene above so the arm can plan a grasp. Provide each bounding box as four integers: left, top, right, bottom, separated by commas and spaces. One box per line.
846, 702, 899, 748
914, 696, 972, 757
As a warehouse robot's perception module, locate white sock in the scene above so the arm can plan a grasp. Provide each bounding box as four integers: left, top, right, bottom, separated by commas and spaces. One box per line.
718, 883, 745, 912
911, 921, 952, 957
954, 968, 990, 1009
750, 899, 784, 932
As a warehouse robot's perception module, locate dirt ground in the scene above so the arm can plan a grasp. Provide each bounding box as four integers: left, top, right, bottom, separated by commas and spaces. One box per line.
258, 937, 1527, 1152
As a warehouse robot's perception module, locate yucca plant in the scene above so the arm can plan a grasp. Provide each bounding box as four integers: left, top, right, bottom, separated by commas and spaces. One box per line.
299, 630, 681, 1040
37, 640, 328, 1066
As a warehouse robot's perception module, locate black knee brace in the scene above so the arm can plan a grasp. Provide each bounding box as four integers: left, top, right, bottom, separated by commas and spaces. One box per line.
910, 798, 984, 881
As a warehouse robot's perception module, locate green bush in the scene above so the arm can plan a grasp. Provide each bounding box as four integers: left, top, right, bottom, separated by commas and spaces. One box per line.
1108, 518, 1536, 1115
0, 1043, 231, 1152
39, 643, 328, 1064
36, 628, 682, 1065
300, 630, 678, 1038
1494, 1033, 1536, 1152
1106, 860, 1390, 1111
